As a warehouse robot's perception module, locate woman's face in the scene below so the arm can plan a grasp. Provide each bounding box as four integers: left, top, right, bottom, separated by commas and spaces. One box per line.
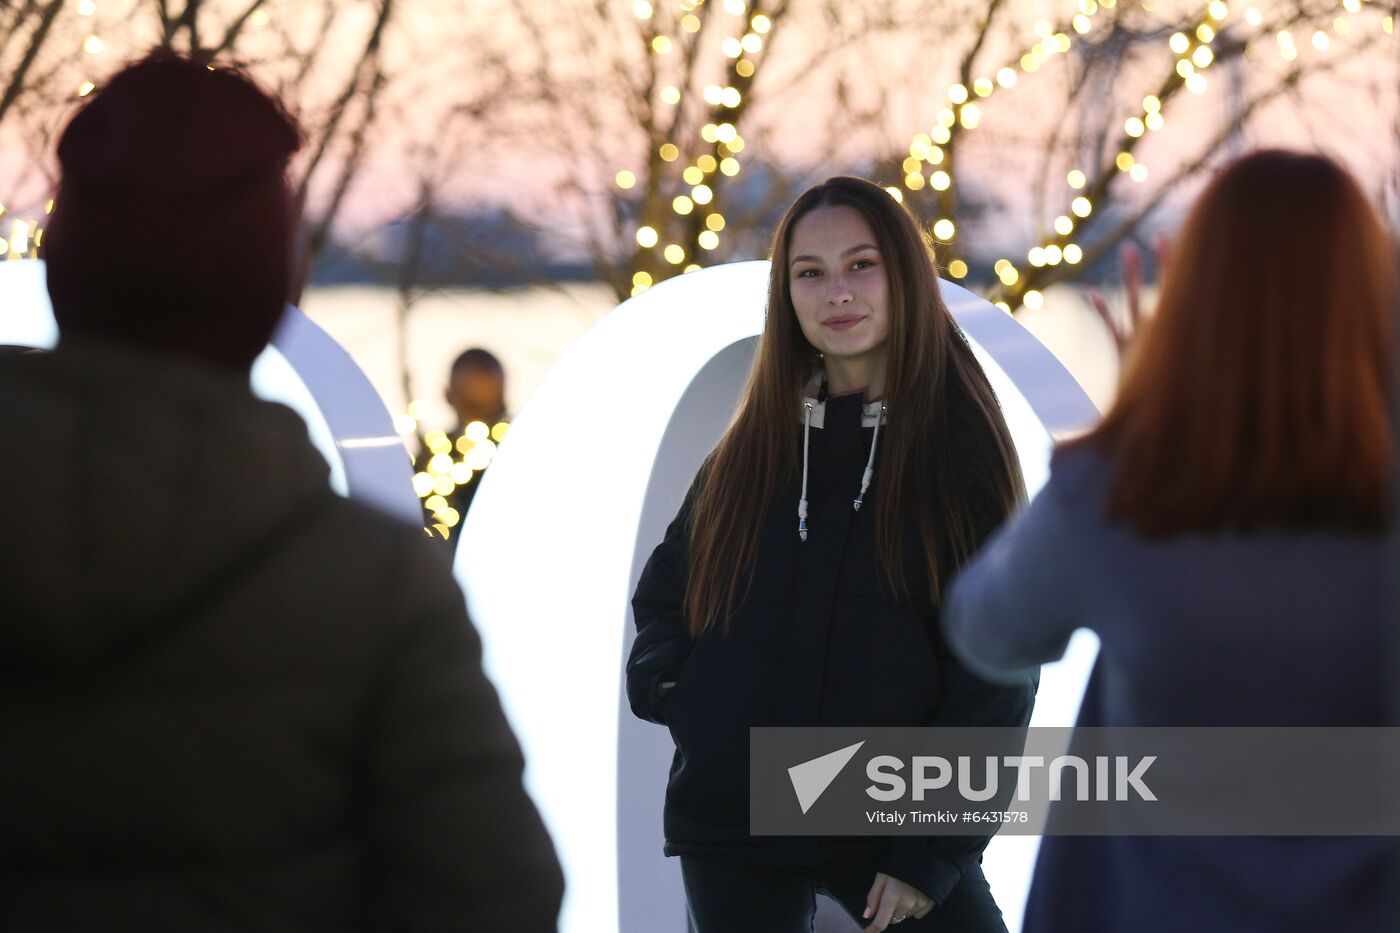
787, 204, 892, 376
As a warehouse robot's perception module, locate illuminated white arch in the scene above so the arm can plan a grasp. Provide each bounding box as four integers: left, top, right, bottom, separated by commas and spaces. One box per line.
0, 259, 418, 524
458, 260, 1103, 933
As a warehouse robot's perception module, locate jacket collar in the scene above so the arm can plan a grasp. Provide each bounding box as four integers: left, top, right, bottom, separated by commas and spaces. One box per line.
799, 370, 888, 429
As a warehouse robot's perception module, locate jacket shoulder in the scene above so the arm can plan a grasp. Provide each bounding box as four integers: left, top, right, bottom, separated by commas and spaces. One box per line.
1045, 439, 1114, 511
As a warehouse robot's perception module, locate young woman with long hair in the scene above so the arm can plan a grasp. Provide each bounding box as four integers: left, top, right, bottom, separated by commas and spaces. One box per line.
627, 176, 1033, 932
945, 149, 1397, 932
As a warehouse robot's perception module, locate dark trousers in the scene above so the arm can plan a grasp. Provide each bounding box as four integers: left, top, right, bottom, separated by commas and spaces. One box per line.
680, 855, 1006, 933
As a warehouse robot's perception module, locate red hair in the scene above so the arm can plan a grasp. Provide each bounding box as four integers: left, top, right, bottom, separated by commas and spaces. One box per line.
1084, 150, 1395, 535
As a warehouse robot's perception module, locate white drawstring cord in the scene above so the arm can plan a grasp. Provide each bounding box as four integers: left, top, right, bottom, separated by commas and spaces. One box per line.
798, 401, 812, 541
852, 402, 885, 512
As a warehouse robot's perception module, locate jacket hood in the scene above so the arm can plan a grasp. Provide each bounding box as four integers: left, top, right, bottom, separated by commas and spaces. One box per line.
0, 342, 332, 669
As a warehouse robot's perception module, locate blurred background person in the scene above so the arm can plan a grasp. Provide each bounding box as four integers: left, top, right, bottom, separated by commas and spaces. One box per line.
415, 347, 510, 546
944, 149, 1397, 932
627, 176, 1033, 933
0, 52, 561, 931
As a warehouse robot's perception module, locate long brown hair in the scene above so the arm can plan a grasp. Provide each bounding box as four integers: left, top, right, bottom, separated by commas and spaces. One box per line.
1084, 150, 1396, 535
685, 176, 1024, 636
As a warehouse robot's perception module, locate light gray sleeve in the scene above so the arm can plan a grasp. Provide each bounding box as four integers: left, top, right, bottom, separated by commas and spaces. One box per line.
944, 476, 1084, 684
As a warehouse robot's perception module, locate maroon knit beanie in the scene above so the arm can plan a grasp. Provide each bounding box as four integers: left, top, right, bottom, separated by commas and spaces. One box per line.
43, 51, 302, 375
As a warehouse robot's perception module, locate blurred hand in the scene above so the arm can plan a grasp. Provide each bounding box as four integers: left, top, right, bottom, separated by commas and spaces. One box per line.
1087, 237, 1169, 360
862, 872, 933, 932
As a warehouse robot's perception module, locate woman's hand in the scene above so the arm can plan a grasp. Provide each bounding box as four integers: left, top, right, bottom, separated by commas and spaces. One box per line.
862, 871, 933, 932
1087, 237, 1169, 361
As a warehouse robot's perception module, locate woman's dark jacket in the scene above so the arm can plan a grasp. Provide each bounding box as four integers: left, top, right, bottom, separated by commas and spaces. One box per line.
626, 389, 1036, 906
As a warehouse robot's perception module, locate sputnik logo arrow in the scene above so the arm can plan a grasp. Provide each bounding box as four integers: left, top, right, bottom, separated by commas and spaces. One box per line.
788, 741, 865, 814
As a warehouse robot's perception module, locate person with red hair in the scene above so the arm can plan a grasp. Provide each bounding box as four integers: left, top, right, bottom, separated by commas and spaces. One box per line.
945, 149, 1397, 932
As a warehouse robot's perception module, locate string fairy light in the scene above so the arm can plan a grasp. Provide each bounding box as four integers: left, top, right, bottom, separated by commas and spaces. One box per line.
410, 417, 511, 539
896, 0, 1111, 281
994, 0, 1246, 310
623, 1, 775, 298
884, 0, 1381, 311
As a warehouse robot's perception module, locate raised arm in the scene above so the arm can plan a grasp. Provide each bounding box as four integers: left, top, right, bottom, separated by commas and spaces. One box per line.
944, 467, 1084, 684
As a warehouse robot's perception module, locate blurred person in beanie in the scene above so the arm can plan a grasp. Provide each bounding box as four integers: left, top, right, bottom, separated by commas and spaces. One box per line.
0, 51, 562, 931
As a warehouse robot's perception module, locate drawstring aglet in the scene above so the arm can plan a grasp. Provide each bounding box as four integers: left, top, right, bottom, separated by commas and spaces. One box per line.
798, 400, 813, 542
853, 402, 885, 513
